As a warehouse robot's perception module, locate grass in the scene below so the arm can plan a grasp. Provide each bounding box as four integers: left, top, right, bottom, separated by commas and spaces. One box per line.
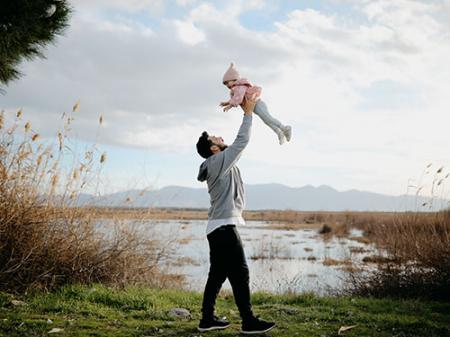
0, 284, 449, 337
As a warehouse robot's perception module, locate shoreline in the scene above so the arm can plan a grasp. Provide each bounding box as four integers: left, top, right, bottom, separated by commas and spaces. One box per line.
74, 206, 410, 230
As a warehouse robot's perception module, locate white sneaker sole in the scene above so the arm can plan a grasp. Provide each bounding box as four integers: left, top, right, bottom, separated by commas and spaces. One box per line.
240, 324, 276, 334
197, 323, 230, 332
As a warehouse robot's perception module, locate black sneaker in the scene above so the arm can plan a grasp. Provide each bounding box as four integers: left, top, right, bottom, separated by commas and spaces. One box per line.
198, 315, 230, 332
241, 316, 276, 334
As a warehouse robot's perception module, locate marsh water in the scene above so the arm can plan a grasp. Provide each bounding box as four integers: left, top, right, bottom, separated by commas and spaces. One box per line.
117, 219, 381, 295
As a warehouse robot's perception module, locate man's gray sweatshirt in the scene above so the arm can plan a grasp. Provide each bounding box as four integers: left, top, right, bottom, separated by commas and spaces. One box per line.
197, 114, 252, 225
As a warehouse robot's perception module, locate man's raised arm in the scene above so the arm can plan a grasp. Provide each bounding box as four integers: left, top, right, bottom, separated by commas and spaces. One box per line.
217, 97, 256, 177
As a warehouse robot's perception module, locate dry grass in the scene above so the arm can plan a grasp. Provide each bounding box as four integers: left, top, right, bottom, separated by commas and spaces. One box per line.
343, 209, 450, 300
0, 107, 180, 293
260, 222, 327, 230
318, 224, 332, 234
362, 255, 399, 264
250, 235, 293, 260
171, 256, 199, 266
84, 207, 403, 229
176, 237, 193, 245
348, 236, 371, 244
348, 246, 370, 254
338, 265, 362, 273
322, 257, 353, 266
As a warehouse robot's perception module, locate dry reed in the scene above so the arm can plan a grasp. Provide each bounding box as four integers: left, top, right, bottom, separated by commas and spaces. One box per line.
0, 106, 180, 293
342, 208, 450, 300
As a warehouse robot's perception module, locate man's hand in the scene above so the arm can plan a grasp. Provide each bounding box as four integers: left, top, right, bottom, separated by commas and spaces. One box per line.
240, 95, 257, 116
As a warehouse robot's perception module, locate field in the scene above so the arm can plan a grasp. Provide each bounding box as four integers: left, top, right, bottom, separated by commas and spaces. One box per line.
1, 283, 449, 337
77, 206, 402, 229
1, 111, 449, 336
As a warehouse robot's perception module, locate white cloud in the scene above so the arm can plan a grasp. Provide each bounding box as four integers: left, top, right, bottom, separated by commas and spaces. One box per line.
75, 0, 165, 14
244, 1, 450, 195
176, 0, 198, 7
173, 19, 205, 45
2, 0, 449, 195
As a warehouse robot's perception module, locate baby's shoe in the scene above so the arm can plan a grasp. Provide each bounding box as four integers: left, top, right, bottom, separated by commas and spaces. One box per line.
276, 130, 286, 145
282, 126, 292, 142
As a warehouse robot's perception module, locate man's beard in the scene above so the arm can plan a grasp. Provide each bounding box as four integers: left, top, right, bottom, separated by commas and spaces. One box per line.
218, 144, 228, 151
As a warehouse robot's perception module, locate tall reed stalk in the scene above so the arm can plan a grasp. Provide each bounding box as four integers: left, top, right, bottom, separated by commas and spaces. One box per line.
0, 105, 181, 293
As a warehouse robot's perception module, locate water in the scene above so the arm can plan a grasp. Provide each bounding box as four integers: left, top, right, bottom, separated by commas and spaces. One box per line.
138, 220, 380, 295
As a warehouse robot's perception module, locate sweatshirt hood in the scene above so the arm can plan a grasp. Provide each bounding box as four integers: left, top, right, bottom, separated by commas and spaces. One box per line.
197, 161, 208, 182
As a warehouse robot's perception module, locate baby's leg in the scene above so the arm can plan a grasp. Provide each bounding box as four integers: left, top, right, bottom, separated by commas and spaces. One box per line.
254, 100, 286, 144
254, 100, 292, 144
253, 100, 285, 130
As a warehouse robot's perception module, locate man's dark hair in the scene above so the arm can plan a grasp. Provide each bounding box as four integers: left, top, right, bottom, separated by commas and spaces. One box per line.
196, 131, 213, 159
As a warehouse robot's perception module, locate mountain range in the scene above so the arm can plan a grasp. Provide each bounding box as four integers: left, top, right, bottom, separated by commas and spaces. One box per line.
77, 184, 449, 212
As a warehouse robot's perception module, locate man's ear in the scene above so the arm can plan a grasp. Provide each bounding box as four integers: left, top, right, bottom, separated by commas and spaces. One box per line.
210, 145, 220, 154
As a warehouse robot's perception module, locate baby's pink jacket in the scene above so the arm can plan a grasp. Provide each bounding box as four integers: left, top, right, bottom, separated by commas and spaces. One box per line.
228, 78, 262, 107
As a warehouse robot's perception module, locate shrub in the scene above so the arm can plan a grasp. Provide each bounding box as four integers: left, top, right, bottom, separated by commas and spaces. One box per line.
343, 209, 450, 300
0, 106, 180, 293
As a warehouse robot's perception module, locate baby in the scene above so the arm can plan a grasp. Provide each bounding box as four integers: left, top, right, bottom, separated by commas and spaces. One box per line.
220, 62, 292, 145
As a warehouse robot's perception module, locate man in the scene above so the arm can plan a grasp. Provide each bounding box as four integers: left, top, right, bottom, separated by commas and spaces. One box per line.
195, 96, 276, 334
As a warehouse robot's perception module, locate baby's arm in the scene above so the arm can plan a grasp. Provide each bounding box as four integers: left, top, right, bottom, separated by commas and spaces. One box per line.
220, 86, 247, 112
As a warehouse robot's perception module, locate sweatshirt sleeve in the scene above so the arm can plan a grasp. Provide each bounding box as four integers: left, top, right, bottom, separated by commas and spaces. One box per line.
215, 114, 252, 178
228, 85, 247, 107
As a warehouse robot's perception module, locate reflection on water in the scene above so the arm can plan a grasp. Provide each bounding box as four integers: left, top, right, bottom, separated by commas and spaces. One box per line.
141, 220, 380, 295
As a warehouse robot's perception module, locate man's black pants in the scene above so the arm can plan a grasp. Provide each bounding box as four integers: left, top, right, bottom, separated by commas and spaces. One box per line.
201, 224, 254, 321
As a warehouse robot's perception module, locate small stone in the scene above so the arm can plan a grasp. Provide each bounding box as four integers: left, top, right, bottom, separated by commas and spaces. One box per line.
168, 307, 191, 319
11, 300, 27, 307
48, 327, 64, 333
47, 319, 53, 324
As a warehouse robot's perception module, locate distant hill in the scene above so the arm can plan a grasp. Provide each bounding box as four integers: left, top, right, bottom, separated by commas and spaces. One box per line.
77, 184, 449, 212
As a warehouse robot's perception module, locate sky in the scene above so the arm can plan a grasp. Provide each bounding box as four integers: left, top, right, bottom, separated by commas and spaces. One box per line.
2, 0, 450, 198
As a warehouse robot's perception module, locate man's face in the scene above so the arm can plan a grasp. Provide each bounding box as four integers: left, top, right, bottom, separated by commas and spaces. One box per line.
208, 135, 227, 152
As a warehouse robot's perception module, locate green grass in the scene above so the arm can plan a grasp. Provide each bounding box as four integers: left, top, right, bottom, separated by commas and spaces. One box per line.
0, 284, 449, 337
